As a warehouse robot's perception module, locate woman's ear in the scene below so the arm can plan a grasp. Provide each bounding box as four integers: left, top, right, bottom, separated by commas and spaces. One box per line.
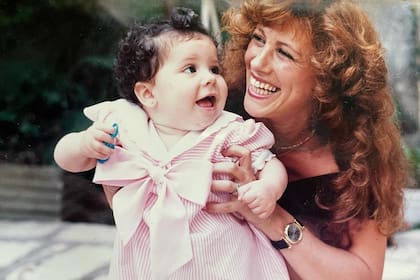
134, 82, 157, 108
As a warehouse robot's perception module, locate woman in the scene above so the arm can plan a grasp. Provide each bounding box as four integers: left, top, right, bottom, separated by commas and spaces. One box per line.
206, 0, 409, 279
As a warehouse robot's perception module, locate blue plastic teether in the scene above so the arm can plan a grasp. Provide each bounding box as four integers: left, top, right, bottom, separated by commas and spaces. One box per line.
97, 123, 119, 164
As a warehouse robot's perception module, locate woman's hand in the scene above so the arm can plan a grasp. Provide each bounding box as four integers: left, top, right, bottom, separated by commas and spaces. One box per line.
207, 144, 274, 229
215, 144, 256, 187
206, 191, 276, 234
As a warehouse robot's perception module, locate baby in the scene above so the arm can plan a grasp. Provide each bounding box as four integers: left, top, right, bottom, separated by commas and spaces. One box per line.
54, 7, 289, 280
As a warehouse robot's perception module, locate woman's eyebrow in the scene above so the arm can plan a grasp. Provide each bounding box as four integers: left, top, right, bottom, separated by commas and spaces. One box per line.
255, 26, 302, 56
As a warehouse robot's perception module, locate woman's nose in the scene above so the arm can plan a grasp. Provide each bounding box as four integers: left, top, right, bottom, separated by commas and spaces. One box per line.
250, 47, 271, 74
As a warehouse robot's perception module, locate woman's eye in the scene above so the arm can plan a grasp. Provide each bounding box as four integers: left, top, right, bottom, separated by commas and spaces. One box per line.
211, 66, 221, 74
184, 65, 197, 73
251, 33, 264, 44
278, 48, 294, 61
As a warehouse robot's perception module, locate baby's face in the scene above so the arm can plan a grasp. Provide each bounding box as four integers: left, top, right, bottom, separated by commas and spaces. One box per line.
147, 35, 228, 132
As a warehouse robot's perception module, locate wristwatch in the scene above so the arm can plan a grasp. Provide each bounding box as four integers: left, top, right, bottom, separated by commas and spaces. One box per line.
270, 218, 304, 249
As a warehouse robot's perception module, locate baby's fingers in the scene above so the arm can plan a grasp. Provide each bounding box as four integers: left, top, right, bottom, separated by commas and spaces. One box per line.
93, 140, 114, 158
93, 123, 117, 145
84, 126, 109, 145
81, 138, 112, 159
95, 122, 119, 138
253, 209, 271, 219
96, 123, 118, 163
250, 203, 275, 219
236, 184, 252, 201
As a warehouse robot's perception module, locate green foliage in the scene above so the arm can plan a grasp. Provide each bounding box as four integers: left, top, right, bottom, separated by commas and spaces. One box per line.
0, 0, 126, 164
0, 0, 229, 164
0, 59, 114, 164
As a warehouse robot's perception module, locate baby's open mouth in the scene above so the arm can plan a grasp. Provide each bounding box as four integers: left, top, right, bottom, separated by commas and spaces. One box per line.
196, 96, 216, 108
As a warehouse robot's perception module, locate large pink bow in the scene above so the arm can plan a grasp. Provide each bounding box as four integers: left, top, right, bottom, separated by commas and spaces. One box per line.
93, 147, 212, 279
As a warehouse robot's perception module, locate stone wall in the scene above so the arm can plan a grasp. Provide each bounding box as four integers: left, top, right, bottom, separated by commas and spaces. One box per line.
0, 163, 62, 220
0, 164, 114, 224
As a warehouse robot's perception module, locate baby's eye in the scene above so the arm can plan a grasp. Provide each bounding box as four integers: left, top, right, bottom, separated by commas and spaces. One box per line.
184, 65, 197, 73
211, 66, 221, 74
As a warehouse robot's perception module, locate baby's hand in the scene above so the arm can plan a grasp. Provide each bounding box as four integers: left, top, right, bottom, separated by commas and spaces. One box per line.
79, 122, 117, 161
237, 181, 277, 219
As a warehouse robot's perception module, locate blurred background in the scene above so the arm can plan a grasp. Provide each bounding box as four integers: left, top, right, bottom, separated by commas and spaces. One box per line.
0, 0, 419, 226
0, 1, 419, 279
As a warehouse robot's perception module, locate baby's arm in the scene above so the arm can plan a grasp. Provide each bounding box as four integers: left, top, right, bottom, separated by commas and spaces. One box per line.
237, 157, 287, 219
54, 122, 116, 172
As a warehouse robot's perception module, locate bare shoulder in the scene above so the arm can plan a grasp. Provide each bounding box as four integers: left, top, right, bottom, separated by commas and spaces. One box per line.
349, 219, 387, 250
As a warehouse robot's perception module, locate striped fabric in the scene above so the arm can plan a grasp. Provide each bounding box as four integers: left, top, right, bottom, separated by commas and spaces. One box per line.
86, 99, 289, 280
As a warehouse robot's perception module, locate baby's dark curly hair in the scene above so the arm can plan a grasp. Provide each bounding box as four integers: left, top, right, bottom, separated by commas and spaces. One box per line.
114, 7, 216, 104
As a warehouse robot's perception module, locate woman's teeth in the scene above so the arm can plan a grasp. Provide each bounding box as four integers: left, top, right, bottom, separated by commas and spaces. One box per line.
250, 77, 278, 95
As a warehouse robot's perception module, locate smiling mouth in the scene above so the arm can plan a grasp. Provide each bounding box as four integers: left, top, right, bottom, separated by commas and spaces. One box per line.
196, 96, 216, 108
250, 77, 279, 95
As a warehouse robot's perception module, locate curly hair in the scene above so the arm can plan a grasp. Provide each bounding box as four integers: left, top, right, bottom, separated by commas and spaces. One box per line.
222, 0, 409, 236
114, 7, 216, 104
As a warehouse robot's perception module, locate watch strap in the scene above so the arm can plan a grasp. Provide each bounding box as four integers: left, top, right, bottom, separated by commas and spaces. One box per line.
270, 238, 290, 249
270, 218, 304, 250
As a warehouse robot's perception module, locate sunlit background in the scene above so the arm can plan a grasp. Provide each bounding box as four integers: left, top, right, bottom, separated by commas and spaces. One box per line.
0, 0, 419, 279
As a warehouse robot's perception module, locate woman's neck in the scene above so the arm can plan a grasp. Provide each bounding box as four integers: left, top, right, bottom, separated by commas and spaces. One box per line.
264, 119, 315, 151
278, 145, 339, 182
262, 119, 339, 181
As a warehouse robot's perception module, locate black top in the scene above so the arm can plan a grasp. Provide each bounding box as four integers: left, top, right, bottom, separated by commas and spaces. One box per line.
278, 173, 352, 249
279, 173, 338, 220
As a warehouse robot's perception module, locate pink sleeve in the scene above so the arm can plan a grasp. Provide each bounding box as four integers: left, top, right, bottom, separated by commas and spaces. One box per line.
231, 119, 275, 172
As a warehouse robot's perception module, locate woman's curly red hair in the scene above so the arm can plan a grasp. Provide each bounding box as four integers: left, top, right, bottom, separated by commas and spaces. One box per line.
222, 0, 409, 236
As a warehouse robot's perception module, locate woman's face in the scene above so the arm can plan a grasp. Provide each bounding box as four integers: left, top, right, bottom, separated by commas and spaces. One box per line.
244, 24, 316, 132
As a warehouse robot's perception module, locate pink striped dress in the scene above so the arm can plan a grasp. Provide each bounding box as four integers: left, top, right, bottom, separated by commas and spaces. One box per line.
84, 99, 289, 280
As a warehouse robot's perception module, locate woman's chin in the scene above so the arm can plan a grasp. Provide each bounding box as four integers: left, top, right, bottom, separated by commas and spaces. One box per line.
244, 95, 269, 118
244, 102, 266, 119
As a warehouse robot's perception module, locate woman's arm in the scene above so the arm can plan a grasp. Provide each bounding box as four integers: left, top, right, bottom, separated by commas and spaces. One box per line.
207, 191, 386, 280
207, 145, 386, 280
261, 207, 386, 280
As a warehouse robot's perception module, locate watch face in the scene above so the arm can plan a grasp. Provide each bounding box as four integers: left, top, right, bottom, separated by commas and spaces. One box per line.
286, 223, 302, 243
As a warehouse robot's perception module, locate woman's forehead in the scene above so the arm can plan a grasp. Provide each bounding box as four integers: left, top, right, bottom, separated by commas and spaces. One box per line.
262, 20, 314, 56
